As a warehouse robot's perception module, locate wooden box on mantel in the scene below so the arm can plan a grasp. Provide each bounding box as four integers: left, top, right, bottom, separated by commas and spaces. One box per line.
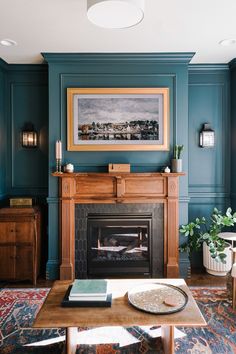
108, 163, 130, 173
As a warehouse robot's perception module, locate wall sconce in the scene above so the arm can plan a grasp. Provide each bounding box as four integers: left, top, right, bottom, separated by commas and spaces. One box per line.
199, 123, 215, 148
22, 123, 38, 148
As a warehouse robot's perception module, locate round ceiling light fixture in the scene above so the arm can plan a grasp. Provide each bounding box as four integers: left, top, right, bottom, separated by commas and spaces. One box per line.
219, 38, 236, 46
0, 39, 17, 47
87, 0, 145, 29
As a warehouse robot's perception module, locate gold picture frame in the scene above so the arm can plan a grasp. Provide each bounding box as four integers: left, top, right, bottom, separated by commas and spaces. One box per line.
67, 87, 169, 151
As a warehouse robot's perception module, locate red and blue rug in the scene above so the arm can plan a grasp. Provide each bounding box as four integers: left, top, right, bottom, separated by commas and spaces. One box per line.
0, 287, 235, 353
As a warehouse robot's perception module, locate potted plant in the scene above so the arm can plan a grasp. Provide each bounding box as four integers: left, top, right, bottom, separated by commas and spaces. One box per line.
172, 144, 184, 172
179, 207, 236, 276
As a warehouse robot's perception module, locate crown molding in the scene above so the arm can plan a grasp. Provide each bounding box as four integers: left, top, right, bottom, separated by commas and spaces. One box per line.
0, 58, 8, 70
7, 64, 47, 72
0, 58, 47, 72
42, 52, 195, 65
189, 63, 229, 71
229, 58, 236, 69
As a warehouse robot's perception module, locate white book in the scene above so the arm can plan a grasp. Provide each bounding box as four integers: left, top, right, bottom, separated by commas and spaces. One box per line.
68, 293, 108, 301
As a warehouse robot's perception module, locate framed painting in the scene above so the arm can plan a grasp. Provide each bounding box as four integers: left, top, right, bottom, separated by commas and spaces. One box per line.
67, 87, 169, 151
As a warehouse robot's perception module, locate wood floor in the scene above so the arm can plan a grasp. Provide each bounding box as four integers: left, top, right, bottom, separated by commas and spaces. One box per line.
185, 268, 227, 287
1, 268, 227, 288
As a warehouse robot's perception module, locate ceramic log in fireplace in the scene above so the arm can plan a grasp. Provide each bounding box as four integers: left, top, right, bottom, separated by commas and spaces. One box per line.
53, 172, 184, 280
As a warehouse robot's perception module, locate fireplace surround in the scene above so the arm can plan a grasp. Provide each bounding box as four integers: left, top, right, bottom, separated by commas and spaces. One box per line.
75, 203, 164, 278
53, 172, 184, 280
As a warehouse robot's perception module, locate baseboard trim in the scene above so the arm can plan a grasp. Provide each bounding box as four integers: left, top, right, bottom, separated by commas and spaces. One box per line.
46, 260, 60, 280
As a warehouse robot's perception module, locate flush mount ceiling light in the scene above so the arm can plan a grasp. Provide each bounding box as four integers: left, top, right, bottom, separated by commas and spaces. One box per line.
87, 0, 145, 29
219, 38, 236, 46
0, 39, 17, 47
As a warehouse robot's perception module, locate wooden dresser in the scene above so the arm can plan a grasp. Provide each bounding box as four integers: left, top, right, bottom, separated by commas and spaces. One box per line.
0, 206, 41, 286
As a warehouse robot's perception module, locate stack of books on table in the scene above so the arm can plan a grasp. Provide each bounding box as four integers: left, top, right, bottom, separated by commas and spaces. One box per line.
62, 279, 112, 307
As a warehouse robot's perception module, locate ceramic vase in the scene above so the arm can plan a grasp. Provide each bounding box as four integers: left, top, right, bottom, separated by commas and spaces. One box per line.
171, 159, 182, 173
203, 242, 232, 276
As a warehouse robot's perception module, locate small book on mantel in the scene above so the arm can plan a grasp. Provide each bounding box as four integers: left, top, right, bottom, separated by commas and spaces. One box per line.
69, 279, 108, 301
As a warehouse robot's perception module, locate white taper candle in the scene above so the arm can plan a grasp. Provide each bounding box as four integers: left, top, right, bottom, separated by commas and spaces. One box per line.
56, 140, 62, 159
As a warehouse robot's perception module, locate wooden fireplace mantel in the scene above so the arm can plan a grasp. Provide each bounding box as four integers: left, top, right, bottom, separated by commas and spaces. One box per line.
53, 172, 184, 280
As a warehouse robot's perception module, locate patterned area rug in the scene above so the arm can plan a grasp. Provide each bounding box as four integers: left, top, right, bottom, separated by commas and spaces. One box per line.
0, 287, 235, 353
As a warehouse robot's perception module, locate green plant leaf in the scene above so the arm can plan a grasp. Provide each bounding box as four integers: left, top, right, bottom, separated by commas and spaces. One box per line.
202, 233, 209, 240
178, 206, 236, 264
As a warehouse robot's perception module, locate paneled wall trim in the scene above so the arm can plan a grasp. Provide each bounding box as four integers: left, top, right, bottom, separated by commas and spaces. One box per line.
0, 59, 7, 202
229, 59, 236, 213
44, 52, 194, 279
6, 65, 48, 198
188, 64, 230, 267
1, 55, 233, 278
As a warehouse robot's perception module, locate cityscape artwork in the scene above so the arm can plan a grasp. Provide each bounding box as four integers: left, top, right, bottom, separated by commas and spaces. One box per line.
67, 88, 169, 151
77, 96, 160, 142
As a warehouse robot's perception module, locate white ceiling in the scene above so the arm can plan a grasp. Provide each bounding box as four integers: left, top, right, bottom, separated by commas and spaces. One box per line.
0, 0, 236, 64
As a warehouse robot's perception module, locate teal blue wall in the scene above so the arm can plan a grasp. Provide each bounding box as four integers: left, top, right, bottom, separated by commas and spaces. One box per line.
0, 59, 7, 202
0, 53, 233, 278
44, 53, 194, 278
5, 65, 48, 199
188, 65, 231, 267
230, 60, 236, 213
0, 63, 49, 273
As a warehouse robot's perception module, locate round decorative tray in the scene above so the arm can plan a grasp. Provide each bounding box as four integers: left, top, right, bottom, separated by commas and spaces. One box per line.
128, 283, 188, 314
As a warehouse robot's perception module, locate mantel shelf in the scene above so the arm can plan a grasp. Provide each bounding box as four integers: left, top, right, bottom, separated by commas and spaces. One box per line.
52, 172, 185, 178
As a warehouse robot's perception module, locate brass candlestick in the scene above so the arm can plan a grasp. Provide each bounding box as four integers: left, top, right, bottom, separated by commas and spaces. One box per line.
56, 158, 63, 173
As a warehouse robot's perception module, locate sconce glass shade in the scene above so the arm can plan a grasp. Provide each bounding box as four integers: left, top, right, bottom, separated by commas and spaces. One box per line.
199, 123, 215, 148
22, 126, 38, 148
87, 0, 145, 29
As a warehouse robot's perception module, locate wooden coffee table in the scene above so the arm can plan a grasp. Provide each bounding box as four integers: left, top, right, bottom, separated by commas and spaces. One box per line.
33, 279, 206, 354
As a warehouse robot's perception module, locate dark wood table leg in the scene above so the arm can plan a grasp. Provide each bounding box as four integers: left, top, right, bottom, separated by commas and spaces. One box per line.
161, 325, 175, 354
66, 327, 78, 354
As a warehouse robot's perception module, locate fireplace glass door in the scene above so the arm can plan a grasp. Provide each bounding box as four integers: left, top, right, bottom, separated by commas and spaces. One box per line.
87, 214, 152, 277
